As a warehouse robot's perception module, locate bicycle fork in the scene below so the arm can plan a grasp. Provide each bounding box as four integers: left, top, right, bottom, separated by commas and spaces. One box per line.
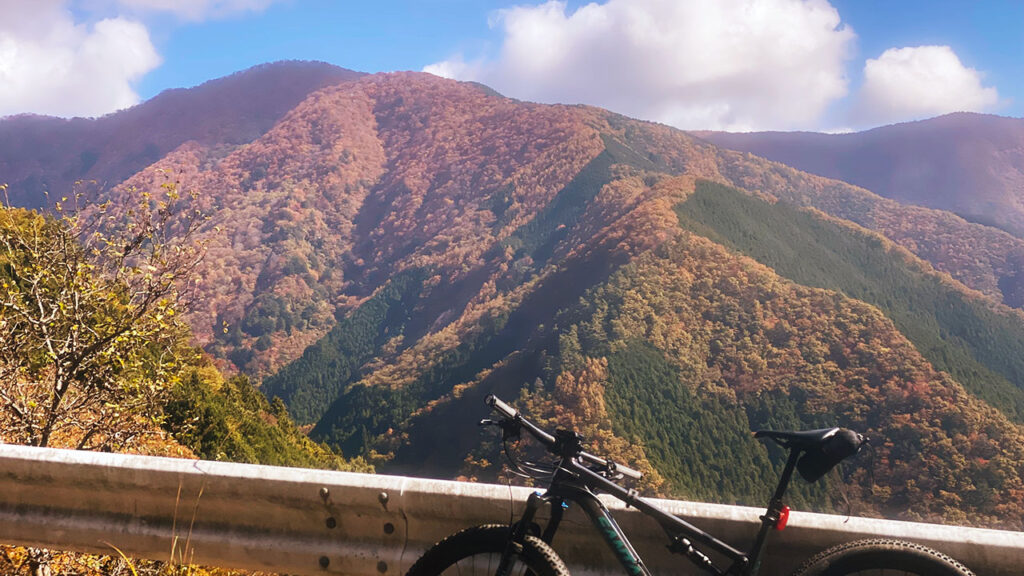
495, 491, 556, 576
498, 489, 654, 576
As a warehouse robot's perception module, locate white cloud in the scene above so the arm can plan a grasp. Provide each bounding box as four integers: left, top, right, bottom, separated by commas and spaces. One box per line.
0, 0, 160, 118
113, 0, 277, 21
425, 0, 856, 131
423, 56, 482, 81
852, 45, 1000, 127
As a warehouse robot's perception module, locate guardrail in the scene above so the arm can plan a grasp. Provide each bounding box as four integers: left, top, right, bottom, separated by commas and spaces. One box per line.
0, 444, 1020, 575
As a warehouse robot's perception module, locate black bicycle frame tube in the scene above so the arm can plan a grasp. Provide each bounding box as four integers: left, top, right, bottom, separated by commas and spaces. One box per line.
515, 457, 751, 576
567, 458, 749, 562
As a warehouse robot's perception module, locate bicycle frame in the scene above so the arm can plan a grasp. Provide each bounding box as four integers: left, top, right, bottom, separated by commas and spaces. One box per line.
502, 446, 803, 576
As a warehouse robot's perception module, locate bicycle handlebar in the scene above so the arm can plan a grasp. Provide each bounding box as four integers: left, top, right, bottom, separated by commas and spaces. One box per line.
485, 394, 643, 480
487, 394, 518, 419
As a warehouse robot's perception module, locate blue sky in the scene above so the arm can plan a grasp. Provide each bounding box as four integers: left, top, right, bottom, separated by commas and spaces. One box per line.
2, 0, 1021, 132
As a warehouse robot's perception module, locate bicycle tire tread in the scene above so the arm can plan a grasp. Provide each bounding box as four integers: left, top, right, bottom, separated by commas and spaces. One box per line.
405, 524, 569, 576
791, 537, 974, 576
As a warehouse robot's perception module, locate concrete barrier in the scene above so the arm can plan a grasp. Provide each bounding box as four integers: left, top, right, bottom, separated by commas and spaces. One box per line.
0, 444, 1019, 575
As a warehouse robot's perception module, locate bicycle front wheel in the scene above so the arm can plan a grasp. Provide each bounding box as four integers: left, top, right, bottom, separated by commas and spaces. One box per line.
405, 524, 570, 576
791, 538, 974, 576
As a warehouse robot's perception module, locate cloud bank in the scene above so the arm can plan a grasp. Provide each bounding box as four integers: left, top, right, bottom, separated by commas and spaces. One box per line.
425, 0, 856, 131
851, 45, 1000, 127
0, 0, 160, 118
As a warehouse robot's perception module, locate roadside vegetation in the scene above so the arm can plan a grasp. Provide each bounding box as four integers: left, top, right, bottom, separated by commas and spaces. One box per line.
0, 181, 365, 575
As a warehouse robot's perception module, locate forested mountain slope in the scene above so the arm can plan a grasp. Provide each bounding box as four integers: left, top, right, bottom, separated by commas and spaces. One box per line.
676, 181, 1024, 423
109, 72, 1024, 374
359, 171, 1024, 528
617, 115, 1024, 310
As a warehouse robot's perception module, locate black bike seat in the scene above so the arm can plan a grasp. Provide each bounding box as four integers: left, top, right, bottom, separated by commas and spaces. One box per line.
753, 428, 840, 449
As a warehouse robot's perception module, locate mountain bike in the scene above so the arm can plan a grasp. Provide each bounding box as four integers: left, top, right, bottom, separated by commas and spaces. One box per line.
406, 395, 974, 576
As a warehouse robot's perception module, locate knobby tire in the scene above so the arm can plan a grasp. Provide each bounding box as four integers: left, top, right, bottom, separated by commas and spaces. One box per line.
405, 524, 570, 576
792, 538, 974, 576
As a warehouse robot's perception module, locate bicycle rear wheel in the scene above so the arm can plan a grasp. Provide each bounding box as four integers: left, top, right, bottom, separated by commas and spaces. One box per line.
405, 524, 570, 576
791, 538, 974, 576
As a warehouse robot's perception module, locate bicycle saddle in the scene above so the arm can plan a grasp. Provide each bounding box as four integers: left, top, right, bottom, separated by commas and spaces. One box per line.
752, 427, 840, 449
756, 427, 867, 482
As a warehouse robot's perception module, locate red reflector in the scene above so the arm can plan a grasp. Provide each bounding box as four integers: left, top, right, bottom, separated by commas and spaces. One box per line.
774, 505, 790, 531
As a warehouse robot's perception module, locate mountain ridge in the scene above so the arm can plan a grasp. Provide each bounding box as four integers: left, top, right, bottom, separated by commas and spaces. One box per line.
0, 60, 363, 209
694, 112, 1024, 238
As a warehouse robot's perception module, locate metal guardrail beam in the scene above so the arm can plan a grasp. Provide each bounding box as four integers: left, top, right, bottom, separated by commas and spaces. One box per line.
0, 444, 1020, 575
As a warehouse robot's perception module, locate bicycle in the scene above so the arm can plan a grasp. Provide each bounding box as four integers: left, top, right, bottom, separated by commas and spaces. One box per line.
406, 395, 974, 576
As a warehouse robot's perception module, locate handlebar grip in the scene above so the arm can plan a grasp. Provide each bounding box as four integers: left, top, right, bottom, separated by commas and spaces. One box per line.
580, 451, 643, 480
486, 395, 518, 418
615, 463, 643, 480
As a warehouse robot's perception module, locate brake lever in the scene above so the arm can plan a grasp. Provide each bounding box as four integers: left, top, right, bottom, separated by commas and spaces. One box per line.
857, 434, 871, 453
478, 418, 521, 441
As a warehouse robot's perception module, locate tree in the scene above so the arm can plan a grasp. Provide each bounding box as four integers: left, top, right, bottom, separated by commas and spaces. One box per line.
0, 180, 205, 450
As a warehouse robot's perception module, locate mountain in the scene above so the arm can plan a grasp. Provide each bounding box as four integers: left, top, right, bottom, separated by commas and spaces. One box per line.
695, 113, 1024, 237
5, 69, 1024, 529
0, 60, 363, 209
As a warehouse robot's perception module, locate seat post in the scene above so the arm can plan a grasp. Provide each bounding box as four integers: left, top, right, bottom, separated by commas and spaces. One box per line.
770, 447, 801, 503
748, 447, 802, 574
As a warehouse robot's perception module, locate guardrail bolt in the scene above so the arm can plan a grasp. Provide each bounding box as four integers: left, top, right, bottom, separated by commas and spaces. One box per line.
326, 517, 337, 529
319, 487, 330, 501
378, 491, 389, 507
319, 556, 330, 569
383, 522, 395, 534
377, 561, 388, 573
